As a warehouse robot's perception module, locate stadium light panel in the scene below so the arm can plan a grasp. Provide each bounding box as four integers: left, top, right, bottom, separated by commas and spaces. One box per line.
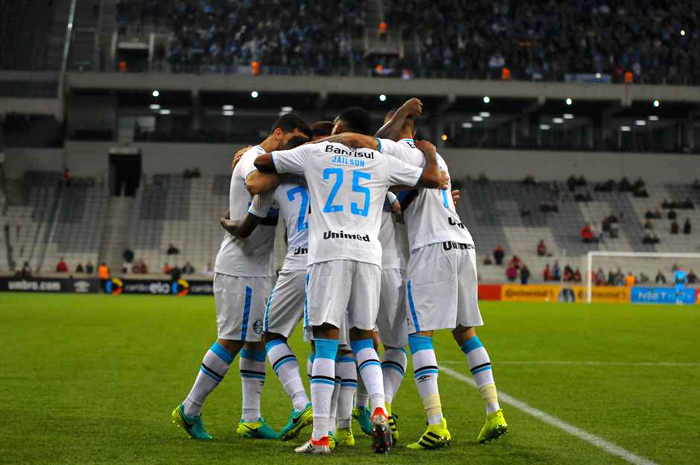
251, 91, 259, 98
462, 122, 473, 128
222, 105, 234, 111
620, 126, 631, 132
653, 100, 660, 107
152, 90, 160, 98
540, 124, 551, 130
472, 116, 483, 122
280, 106, 293, 112
149, 104, 160, 110
223, 111, 235, 116
379, 94, 387, 102
483, 96, 490, 103
479, 112, 491, 117
563, 113, 574, 119
681, 30, 686, 36
635, 120, 647, 126
553, 118, 564, 124
648, 115, 659, 121
565, 98, 572, 105
441, 134, 448, 141
158, 109, 171, 115
595, 73, 602, 79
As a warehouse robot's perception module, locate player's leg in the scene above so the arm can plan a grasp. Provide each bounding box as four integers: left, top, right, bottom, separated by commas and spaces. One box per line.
336, 350, 357, 446
454, 246, 507, 442
352, 334, 376, 437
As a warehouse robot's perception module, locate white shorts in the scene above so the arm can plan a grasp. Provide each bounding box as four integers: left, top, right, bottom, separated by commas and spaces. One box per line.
406, 242, 483, 333
305, 259, 381, 333
264, 269, 305, 338
376, 268, 408, 348
214, 273, 274, 342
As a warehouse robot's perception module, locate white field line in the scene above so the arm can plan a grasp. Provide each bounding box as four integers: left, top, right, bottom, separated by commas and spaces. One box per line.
439, 365, 658, 465
440, 360, 700, 367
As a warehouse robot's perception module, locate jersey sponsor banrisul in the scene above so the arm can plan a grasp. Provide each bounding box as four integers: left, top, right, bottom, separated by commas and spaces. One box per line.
273, 177, 310, 271
379, 201, 408, 270
214, 145, 276, 277
379, 138, 474, 251
271, 141, 423, 268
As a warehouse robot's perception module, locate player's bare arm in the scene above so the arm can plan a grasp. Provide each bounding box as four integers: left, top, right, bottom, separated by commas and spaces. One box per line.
415, 140, 447, 189
254, 154, 277, 173
375, 97, 422, 140
231, 145, 252, 170
245, 171, 281, 195
311, 132, 379, 150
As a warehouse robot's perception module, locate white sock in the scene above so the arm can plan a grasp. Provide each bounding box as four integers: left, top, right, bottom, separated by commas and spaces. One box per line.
351, 339, 387, 417
266, 339, 309, 411
240, 348, 266, 422
462, 336, 501, 414
381, 347, 407, 406
356, 374, 369, 408
336, 354, 357, 428
311, 338, 338, 441
183, 342, 234, 417
409, 335, 443, 425
328, 364, 341, 436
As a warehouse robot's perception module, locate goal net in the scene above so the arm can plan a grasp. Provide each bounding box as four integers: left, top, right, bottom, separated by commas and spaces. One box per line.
585, 251, 700, 304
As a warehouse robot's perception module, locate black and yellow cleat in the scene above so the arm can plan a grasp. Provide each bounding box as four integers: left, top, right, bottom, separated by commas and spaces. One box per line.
407, 418, 452, 450
477, 409, 508, 443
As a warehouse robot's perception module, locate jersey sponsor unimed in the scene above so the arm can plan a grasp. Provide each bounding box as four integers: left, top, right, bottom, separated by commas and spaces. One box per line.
214, 145, 276, 277
273, 178, 310, 271
379, 138, 474, 251
271, 142, 423, 268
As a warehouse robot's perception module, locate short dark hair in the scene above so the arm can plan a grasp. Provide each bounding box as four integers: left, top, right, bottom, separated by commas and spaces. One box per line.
284, 136, 309, 150
311, 121, 334, 138
270, 113, 313, 138
337, 106, 372, 135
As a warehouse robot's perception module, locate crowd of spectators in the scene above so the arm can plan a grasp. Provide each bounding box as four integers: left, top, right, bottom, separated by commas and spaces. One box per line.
384, 0, 700, 84
117, 0, 365, 74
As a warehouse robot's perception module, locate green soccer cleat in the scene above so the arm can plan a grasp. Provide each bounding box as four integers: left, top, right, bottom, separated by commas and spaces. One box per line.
328, 431, 336, 450
171, 404, 212, 440
477, 409, 508, 443
407, 418, 452, 450
236, 418, 279, 439
336, 427, 355, 447
352, 406, 373, 436
279, 403, 313, 441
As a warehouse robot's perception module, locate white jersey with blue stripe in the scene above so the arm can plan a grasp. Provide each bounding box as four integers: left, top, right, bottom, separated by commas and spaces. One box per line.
273, 178, 310, 271
379, 138, 474, 251
214, 145, 276, 277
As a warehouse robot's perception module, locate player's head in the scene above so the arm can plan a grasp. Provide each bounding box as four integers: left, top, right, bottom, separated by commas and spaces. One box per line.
332, 107, 372, 135
269, 114, 313, 150
311, 121, 334, 141
284, 135, 309, 150
384, 108, 416, 139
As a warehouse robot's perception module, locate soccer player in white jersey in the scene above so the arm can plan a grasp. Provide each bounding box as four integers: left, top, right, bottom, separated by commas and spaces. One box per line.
254, 107, 446, 454
375, 99, 508, 448
171, 114, 312, 441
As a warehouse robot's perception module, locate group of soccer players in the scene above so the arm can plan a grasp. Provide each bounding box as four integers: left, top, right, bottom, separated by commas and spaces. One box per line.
171, 97, 508, 454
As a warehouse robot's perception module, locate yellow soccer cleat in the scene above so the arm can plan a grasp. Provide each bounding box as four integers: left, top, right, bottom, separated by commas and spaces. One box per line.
477, 409, 508, 443
407, 418, 452, 450
236, 418, 279, 439
328, 431, 336, 450
336, 427, 355, 447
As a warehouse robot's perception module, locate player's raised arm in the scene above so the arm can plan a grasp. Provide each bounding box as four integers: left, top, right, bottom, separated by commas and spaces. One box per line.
375, 97, 422, 140
415, 140, 447, 189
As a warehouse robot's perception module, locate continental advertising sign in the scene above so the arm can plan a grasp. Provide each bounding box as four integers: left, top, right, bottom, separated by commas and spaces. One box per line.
501, 285, 630, 303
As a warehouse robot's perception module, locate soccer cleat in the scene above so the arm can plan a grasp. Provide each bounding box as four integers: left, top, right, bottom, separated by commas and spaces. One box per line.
477, 409, 508, 443
294, 437, 331, 454
236, 418, 279, 439
389, 413, 400, 445
278, 403, 313, 441
171, 404, 212, 440
370, 408, 392, 454
336, 427, 355, 447
352, 406, 373, 436
407, 418, 452, 450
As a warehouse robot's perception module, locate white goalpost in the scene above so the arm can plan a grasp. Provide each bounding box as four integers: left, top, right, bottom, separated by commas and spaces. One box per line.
585, 251, 700, 303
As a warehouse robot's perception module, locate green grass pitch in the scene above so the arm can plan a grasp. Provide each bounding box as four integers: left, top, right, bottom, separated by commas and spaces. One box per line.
1, 294, 698, 464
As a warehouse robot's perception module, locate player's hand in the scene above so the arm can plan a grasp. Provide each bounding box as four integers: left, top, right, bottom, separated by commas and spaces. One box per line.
232, 145, 252, 169
415, 140, 436, 156
400, 97, 423, 117
451, 190, 460, 206
439, 171, 449, 190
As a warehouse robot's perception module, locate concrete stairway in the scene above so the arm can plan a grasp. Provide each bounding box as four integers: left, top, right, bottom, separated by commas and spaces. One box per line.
98, 196, 133, 271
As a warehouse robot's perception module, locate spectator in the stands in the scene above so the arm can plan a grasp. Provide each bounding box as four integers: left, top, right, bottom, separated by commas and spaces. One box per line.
573, 268, 582, 283
607, 270, 616, 286
523, 175, 536, 185
543, 264, 551, 281
688, 270, 698, 284
682, 198, 695, 209
552, 261, 561, 281
182, 262, 195, 274
668, 210, 677, 220
639, 272, 650, 284
581, 223, 597, 243
536, 240, 547, 256
625, 272, 635, 287
167, 243, 179, 255
85, 261, 94, 274
483, 255, 493, 265
618, 177, 632, 192
684, 218, 692, 235
595, 268, 606, 285
505, 263, 518, 282
21, 261, 32, 278
614, 269, 624, 286
509, 255, 522, 270
163, 263, 173, 274
56, 257, 68, 273
493, 245, 505, 265
520, 264, 531, 285
63, 167, 72, 187
123, 248, 134, 263
655, 270, 667, 284
202, 263, 214, 276
609, 219, 620, 239
671, 219, 680, 234
76, 263, 84, 273
643, 229, 660, 244
644, 219, 653, 229
644, 210, 654, 219
563, 265, 573, 282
